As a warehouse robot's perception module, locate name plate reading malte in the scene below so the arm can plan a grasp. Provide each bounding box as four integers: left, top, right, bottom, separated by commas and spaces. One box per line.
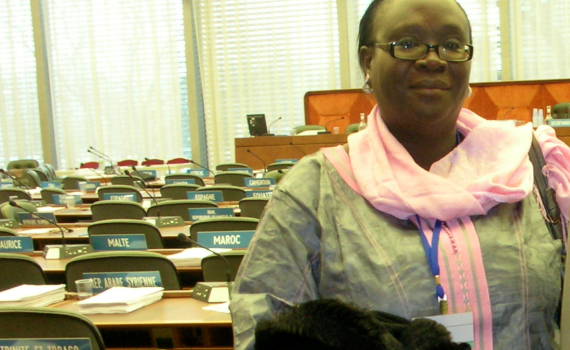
244, 178, 275, 187
165, 178, 195, 185
17, 212, 57, 225
245, 190, 273, 198
186, 169, 208, 177
102, 193, 136, 201
188, 208, 235, 221
187, 191, 224, 202
0, 236, 34, 252
90, 234, 148, 251
0, 338, 92, 350
197, 230, 255, 249
83, 271, 163, 294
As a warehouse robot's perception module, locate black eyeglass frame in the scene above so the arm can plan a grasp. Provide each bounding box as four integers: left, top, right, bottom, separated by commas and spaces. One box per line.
374, 41, 474, 62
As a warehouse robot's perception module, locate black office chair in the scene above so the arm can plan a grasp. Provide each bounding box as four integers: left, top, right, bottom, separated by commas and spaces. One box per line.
189, 217, 259, 243
0, 188, 32, 204
164, 174, 206, 186
146, 199, 218, 221
0, 307, 106, 350
0, 253, 47, 291
196, 185, 247, 201
239, 197, 270, 219
91, 200, 147, 221
160, 184, 201, 200
65, 251, 181, 292
0, 200, 37, 221
88, 219, 165, 249
201, 250, 246, 282
215, 163, 250, 172
214, 171, 254, 187
266, 162, 295, 172
0, 227, 18, 236
40, 187, 68, 204
97, 185, 143, 203
110, 175, 143, 186
62, 175, 88, 190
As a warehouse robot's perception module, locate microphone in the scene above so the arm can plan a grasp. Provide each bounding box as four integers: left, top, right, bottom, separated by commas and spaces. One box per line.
318, 116, 345, 134
125, 169, 158, 206
9, 201, 91, 259
177, 233, 233, 283
0, 169, 31, 193
246, 149, 267, 174
289, 142, 306, 156
266, 116, 282, 136
189, 160, 215, 176
88, 146, 113, 166
84, 166, 108, 185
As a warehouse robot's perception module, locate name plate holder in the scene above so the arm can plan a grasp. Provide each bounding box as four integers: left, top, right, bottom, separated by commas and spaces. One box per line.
165, 178, 196, 185
245, 190, 273, 198
228, 168, 254, 174
0, 236, 34, 252
17, 212, 57, 226
244, 177, 276, 187
186, 169, 208, 177
103, 193, 137, 202
52, 194, 83, 205
189, 208, 235, 221
41, 181, 63, 188
83, 271, 163, 294
197, 230, 255, 249
90, 234, 148, 251
0, 338, 92, 350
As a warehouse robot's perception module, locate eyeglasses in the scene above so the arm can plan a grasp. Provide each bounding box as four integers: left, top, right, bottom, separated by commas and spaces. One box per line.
374, 41, 474, 62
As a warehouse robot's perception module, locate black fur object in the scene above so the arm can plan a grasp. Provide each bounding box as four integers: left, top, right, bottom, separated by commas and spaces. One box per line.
254, 299, 471, 350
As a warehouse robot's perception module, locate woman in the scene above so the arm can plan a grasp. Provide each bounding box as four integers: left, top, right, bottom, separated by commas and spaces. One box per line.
230, 0, 570, 349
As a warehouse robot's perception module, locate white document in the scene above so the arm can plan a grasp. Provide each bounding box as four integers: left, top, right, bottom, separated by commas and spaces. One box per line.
77, 287, 164, 314
18, 228, 55, 235
203, 301, 230, 314
0, 284, 66, 307
167, 248, 231, 267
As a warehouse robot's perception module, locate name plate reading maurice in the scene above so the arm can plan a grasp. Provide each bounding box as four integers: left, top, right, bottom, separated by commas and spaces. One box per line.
187, 190, 224, 202
41, 181, 63, 188
197, 230, 256, 249
0, 236, 34, 252
52, 194, 83, 205
186, 169, 208, 177
244, 177, 275, 187
275, 158, 298, 163
0, 338, 92, 350
228, 167, 254, 174
245, 190, 273, 198
83, 271, 162, 294
17, 212, 57, 225
90, 234, 148, 251
165, 178, 195, 185
102, 193, 136, 201
188, 208, 235, 221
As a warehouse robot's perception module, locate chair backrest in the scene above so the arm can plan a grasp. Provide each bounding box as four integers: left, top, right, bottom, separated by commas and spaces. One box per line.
264, 169, 289, 184
214, 172, 254, 187
0, 200, 37, 220
266, 162, 295, 172
0, 227, 18, 236
553, 103, 570, 119
0, 188, 32, 204
141, 158, 164, 166
215, 163, 250, 172
110, 175, 142, 187
65, 251, 181, 291
0, 307, 106, 350
97, 185, 143, 203
80, 162, 99, 169
117, 159, 139, 167
159, 184, 201, 200
0, 253, 47, 291
62, 176, 88, 190
166, 157, 191, 164
345, 123, 360, 134
33, 167, 50, 182
40, 187, 68, 204
146, 200, 218, 221
189, 217, 259, 243
201, 250, 246, 282
196, 185, 247, 201
6, 159, 39, 171
91, 201, 146, 221
43, 164, 58, 180
239, 197, 270, 219
88, 219, 164, 249
164, 174, 205, 186
25, 169, 42, 188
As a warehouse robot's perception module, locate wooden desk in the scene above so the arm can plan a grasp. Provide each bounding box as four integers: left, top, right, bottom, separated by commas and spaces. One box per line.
235, 134, 348, 169
51, 294, 232, 349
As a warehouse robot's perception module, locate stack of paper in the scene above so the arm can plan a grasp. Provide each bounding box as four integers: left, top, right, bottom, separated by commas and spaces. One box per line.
167, 247, 231, 267
77, 287, 164, 314
0, 284, 66, 307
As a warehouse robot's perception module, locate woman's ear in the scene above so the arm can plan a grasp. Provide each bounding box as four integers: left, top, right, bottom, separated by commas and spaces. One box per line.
359, 45, 373, 73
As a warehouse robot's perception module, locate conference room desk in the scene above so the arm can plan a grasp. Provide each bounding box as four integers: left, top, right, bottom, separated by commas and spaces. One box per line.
51, 293, 233, 349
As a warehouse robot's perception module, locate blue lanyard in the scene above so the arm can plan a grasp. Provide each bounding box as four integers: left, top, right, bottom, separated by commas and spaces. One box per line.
416, 215, 448, 314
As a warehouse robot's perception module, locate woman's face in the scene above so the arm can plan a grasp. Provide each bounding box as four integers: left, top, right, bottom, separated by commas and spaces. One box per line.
361, 0, 472, 136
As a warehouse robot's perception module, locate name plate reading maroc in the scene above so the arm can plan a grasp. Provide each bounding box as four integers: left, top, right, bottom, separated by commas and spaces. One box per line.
17, 212, 57, 225
165, 178, 195, 185
41, 181, 63, 188
83, 271, 163, 294
187, 190, 224, 202
84, 181, 101, 191
52, 194, 83, 205
228, 167, 254, 174
244, 178, 275, 187
197, 230, 255, 249
102, 193, 136, 202
245, 190, 273, 198
188, 208, 235, 221
275, 158, 298, 163
0, 236, 34, 252
90, 234, 148, 251
0, 338, 92, 350
186, 169, 208, 177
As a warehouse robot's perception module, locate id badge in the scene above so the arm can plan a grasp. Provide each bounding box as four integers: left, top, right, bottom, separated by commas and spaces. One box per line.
423, 312, 474, 347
